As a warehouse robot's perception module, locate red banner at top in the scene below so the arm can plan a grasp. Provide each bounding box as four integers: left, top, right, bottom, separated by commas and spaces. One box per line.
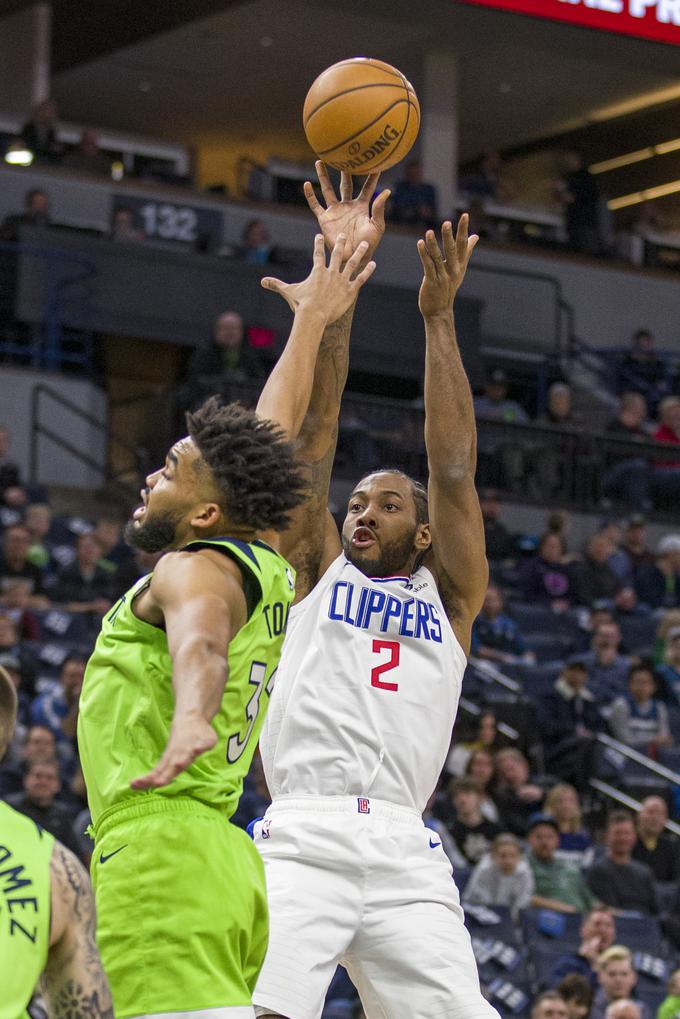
457, 0, 680, 46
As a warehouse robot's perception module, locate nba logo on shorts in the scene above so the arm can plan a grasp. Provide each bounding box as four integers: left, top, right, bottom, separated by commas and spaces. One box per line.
262, 819, 272, 839
357, 798, 370, 814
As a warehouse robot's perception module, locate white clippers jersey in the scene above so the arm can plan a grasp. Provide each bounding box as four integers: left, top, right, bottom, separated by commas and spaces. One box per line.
259, 554, 467, 813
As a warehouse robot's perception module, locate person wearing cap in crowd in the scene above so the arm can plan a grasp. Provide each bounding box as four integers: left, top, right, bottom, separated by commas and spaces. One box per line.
578, 621, 631, 703
609, 662, 672, 752
549, 909, 617, 991
608, 515, 655, 587
656, 624, 680, 706
538, 656, 605, 789
527, 813, 596, 914
632, 795, 680, 882
474, 369, 530, 492
588, 811, 658, 915
634, 535, 680, 611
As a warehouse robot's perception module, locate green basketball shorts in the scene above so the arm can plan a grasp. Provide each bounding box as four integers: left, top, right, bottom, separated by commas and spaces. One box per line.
91, 795, 268, 1019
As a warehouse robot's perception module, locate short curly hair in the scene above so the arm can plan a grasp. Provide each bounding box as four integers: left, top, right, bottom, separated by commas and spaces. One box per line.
187, 397, 306, 532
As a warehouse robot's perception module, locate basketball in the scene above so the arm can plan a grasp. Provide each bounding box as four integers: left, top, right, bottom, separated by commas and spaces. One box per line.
303, 57, 420, 174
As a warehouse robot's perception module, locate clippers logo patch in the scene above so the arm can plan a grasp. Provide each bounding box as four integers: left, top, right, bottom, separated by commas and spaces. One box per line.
357, 797, 371, 814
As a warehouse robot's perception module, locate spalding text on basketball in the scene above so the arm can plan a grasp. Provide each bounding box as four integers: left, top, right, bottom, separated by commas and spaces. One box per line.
335, 124, 401, 172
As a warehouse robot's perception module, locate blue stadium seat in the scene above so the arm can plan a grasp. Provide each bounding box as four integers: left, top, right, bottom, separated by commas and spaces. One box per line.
614, 915, 664, 953
465, 904, 518, 946
522, 633, 573, 663
516, 662, 563, 697
507, 603, 557, 632
519, 908, 582, 951
618, 615, 657, 654
452, 866, 472, 894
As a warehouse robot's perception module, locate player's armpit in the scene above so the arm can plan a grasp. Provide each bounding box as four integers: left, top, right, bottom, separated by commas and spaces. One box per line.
43, 843, 114, 1019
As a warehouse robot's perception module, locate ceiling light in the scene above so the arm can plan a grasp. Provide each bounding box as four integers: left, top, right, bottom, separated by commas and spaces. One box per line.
260, 36, 273, 47
589, 83, 680, 123
608, 179, 680, 211
4, 139, 33, 166
591, 136, 680, 175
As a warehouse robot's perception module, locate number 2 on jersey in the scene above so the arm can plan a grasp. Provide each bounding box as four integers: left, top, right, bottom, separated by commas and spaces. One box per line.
371, 639, 400, 692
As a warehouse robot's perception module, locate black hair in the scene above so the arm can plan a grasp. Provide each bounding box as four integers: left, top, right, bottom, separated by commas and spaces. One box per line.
186, 397, 306, 532
357, 468, 429, 525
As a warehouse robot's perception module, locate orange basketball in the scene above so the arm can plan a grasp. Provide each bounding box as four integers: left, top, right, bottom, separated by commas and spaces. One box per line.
303, 58, 420, 175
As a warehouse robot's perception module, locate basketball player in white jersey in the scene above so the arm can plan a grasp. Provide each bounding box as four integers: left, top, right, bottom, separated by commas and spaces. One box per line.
253, 165, 499, 1019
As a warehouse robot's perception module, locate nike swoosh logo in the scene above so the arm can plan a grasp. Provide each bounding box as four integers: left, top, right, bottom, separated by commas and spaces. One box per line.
429, 837, 441, 849
99, 844, 128, 864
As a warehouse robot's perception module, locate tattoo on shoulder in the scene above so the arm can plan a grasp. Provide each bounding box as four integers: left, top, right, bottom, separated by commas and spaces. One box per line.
50, 980, 113, 1019
54, 844, 90, 923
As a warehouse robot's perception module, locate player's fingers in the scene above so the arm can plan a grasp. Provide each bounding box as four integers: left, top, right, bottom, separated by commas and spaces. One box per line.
441, 220, 456, 266
260, 276, 286, 295
370, 189, 391, 230
339, 171, 353, 203
468, 234, 480, 259
353, 259, 376, 288
416, 238, 435, 277
316, 161, 336, 206
303, 180, 323, 217
425, 229, 444, 265
455, 213, 469, 261
358, 171, 380, 202
342, 240, 369, 277
329, 233, 346, 272
313, 232, 326, 267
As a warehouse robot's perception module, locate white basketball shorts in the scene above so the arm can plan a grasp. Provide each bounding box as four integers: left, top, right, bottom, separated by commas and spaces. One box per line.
251, 795, 500, 1019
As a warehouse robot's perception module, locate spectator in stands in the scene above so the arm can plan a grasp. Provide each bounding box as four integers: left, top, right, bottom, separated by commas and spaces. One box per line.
474, 369, 529, 492
50, 531, 114, 615
19, 98, 63, 164
604, 1002, 640, 1019
463, 832, 534, 918
472, 582, 534, 665
555, 151, 601, 256
0, 524, 48, 608
634, 536, 680, 611
61, 128, 111, 175
465, 748, 500, 823
527, 814, 595, 913
0, 611, 36, 692
544, 783, 594, 870
533, 383, 581, 498
652, 397, 680, 502
556, 975, 594, 1019
0, 187, 51, 241
616, 330, 671, 414
30, 654, 86, 748
603, 393, 653, 511
579, 622, 630, 703
608, 516, 655, 587
110, 206, 144, 242
389, 159, 438, 228
520, 531, 573, 611
24, 503, 57, 573
494, 747, 545, 835
461, 149, 515, 203
550, 909, 616, 990
532, 992, 569, 1019
587, 812, 658, 914
182, 310, 264, 412
5, 758, 82, 857
0, 424, 21, 499
655, 609, 680, 663
538, 657, 604, 788
609, 663, 672, 752
0, 579, 39, 641
591, 948, 649, 1019
571, 533, 636, 611
479, 488, 516, 561
445, 776, 500, 865
237, 218, 278, 265
446, 709, 504, 777
657, 968, 680, 1019
656, 625, 680, 705
631, 795, 679, 882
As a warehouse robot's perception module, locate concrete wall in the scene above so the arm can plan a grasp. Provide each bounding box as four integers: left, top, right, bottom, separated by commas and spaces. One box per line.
0, 367, 106, 488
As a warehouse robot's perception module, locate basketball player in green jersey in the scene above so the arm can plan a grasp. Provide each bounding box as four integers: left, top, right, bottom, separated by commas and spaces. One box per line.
0, 667, 113, 1019
77, 234, 376, 1019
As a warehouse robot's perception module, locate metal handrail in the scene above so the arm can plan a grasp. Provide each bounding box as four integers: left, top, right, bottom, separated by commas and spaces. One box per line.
458, 696, 520, 742
467, 657, 522, 695
589, 778, 680, 838
595, 732, 680, 786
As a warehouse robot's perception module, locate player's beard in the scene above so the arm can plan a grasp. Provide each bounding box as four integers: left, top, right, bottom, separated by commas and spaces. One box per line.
124, 510, 183, 553
341, 526, 417, 578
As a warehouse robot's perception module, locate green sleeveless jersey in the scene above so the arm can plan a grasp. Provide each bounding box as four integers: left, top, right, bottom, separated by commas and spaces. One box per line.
0, 802, 54, 1019
78, 537, 295, 827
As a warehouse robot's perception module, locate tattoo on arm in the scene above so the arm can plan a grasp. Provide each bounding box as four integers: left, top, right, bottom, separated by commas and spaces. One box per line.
42, 844, 114, 1019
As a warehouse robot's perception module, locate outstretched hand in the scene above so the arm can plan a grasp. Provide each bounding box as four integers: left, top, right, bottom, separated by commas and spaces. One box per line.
304, 161, 389, 262
417, 215, 478, 318
261, 233, 375, 325
130, 714, 217, 791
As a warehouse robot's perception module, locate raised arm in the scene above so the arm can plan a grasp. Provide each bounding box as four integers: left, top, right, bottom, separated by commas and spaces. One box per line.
418, 217, 488, 654
269, 164, 390, 598
43, 842, 113, 1019
129, 550, 246, 790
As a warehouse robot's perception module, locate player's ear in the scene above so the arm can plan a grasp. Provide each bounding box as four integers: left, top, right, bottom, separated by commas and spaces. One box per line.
415, 523, 431, 552
190, 502, 222, 532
